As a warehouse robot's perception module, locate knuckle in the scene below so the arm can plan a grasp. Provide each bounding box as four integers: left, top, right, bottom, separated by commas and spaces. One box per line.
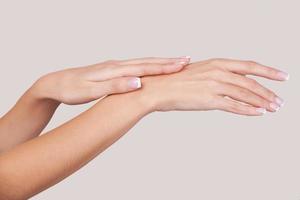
143, 63, 163, 74
138, 66, 149, 74
110, 80, 123, 91
247, 78, 259, 88
237, 88, 249, 97
244, 60, 259, 70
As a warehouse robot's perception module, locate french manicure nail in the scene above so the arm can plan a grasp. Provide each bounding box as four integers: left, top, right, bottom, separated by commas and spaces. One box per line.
180, 56, 191, 60
277, 71, 290, 81
270, 103, 280, 112
129, 77, 141, 89
179, 60, 188, 65
176, 60, 189, 66
256, 108, 267, 115
274, 97, 284, 107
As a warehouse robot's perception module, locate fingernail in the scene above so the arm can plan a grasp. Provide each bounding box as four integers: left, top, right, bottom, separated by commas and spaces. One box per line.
175, 60, 189, 67
180, 56, 191, 59
256, 108, 267, 115
129, 77, 141, 89
277, 71, 290, 81
179, 61, 189, 65
274, 97, 284, 107
179, 56, 191, 63
270, 103, 280, 112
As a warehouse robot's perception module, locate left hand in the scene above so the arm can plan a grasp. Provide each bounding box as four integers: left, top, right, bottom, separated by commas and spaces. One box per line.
32, 56, 190, 105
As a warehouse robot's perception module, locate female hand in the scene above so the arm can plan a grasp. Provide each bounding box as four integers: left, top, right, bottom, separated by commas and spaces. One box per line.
33, 57, 190, 105
141, 58, 289, 116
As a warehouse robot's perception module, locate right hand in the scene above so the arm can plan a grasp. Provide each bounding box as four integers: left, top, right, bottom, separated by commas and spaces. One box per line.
141, 58, 289, 116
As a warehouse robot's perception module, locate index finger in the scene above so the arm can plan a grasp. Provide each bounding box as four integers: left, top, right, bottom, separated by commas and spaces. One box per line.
112, 62, 189, 78
119, 56, 191, 65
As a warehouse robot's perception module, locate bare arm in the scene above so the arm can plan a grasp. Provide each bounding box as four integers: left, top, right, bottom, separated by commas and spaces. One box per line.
0, 58, 288, 200
0, 88, 60, 153
0, 57, 189, 152
0, 90, 151, 200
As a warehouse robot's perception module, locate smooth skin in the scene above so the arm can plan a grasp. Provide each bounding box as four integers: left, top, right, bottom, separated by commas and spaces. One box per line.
0, 56, 190, 152
0, 58, 288, 199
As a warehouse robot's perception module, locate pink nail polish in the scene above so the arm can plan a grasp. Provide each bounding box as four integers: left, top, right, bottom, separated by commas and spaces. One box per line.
129, 77, 141, 89
275, 97, 284, 107
270, 103, 280, 112
277, 71, 290, 81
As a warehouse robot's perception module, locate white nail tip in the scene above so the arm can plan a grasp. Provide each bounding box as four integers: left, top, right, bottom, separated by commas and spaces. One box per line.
136, 78, 141, 88
179, 61, 187, 65
256, 108, 267, 114
285, 73, 290, 80
180, 56, 191, 59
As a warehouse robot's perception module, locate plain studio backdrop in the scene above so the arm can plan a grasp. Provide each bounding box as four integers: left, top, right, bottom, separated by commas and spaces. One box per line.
0, 0, 299, 199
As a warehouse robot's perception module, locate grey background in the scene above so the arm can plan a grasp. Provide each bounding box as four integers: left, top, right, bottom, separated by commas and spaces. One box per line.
0, 0, 299, 199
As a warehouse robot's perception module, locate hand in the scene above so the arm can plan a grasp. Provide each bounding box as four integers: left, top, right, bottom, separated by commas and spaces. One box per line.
141, 58, 289, 116
32, 57, 190, 105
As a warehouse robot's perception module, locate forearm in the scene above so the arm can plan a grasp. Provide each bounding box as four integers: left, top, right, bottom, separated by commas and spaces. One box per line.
0, 90, 151, 200
0, 57, 188, 152
0, 84, 60, 152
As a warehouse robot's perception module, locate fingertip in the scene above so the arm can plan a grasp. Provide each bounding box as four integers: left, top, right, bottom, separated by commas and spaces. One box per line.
256, 107, 267, 115
180, 55, 191, 60
277, 71, 290, 81
128, 77, 142, 90
136, 77, 142, 88
172, 57, 191, 70
180, 56, 191, 64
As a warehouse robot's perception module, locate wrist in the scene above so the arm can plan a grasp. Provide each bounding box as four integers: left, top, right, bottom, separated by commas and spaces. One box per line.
122, 89, 155, 115
27, 77, 61, 107
135, 90, 157, 114
138, 77, 165, 113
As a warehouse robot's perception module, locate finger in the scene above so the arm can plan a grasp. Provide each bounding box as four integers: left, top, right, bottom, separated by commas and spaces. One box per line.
88, 77, 141, 99
114, 61, 190, 77
212, 58, 290, 81
215, 96, 267, 116
210, 69, 281, 111
87, 62, 188, 81
215, 82, 275, 112
119, 56, 191, 65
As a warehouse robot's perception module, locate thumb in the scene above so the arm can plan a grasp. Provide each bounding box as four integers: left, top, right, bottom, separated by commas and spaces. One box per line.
92, 77, 142, 98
